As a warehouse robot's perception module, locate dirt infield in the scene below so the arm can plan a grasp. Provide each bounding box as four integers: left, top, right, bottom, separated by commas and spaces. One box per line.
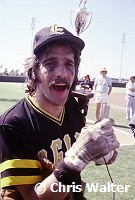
114, 127, 135, 146
86, 119, 135, 146
91, 93, 126, 108
109, 93, 126, 108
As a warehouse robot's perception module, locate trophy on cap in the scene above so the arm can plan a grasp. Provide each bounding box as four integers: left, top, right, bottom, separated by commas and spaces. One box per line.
71, 0, 92, 36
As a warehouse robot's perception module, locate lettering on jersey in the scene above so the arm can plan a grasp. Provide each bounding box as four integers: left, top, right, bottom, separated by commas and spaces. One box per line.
51, 139, 63, 167
41, 133, 79, 168
63, 134, 71, 150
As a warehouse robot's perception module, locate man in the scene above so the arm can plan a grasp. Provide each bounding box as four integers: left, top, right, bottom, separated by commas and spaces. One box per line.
125, 76, 135, 121
78, 74, 93, 116
0, 25, 119, 200
80, 74, 93, 91
94, 67, 112, 122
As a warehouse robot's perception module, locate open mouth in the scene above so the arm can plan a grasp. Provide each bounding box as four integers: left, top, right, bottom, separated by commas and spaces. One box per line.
49, 78, 70, 92
52, 83, 68, 92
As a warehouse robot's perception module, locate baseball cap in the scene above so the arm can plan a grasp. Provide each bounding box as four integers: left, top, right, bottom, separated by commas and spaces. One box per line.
33, 24, 85, 55
100, 67, 107, 72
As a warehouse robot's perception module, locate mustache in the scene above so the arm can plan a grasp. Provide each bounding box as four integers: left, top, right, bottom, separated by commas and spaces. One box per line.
49, 77, 71, 89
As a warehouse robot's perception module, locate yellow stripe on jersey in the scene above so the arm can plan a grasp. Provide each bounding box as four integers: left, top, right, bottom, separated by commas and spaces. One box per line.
0, 159, 42, 173
26, 95, 65, 125
1, 175, 43, 188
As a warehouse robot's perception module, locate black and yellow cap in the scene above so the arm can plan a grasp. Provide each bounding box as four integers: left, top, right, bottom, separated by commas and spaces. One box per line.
33, 24, 85, 55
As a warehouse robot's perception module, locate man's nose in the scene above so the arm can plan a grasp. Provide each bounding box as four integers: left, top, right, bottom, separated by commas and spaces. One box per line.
55, 65, 67, 77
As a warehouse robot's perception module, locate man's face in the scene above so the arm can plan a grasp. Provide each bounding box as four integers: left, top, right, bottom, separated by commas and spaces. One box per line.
100, 71, 107, 76
130, 78, 135, 83
36, 45, 75, 106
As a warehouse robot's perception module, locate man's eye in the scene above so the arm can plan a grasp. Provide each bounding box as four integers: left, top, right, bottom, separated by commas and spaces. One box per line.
43, 62, 56, 71
65, 62, 74, 68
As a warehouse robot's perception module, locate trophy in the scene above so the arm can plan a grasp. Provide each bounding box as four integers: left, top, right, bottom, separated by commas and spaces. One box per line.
71, 0, 92, 36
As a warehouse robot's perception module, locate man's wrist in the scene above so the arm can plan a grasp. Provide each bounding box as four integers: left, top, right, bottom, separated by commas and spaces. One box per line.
53, 160, 81, 185
64, 149, 87, 171
64, 157, 81, 172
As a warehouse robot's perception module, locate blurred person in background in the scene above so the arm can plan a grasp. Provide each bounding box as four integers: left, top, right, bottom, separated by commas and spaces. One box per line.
80, 74, 93, 91
94, 67, 112, 122
125, 76, 135, 121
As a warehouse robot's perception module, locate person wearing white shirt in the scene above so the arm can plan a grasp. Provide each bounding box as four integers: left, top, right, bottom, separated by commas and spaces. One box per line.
94, 67, 112, 122
125, 76, 135, 121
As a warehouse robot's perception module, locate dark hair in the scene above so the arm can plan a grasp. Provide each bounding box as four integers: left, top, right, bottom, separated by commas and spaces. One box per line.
25, 42, 81, 96
130, 76, 135, 81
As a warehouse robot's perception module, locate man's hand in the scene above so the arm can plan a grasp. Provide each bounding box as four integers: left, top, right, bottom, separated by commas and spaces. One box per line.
65, 118, 119, 171
95, 149, 118, 166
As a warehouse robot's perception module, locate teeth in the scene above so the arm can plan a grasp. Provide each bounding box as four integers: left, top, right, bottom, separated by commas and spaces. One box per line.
52, 84, 67, 91
53, 83, 66, 86
49, 82, 66, 88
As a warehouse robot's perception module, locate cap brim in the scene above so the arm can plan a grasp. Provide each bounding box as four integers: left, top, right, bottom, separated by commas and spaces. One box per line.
34, 35, 85, 55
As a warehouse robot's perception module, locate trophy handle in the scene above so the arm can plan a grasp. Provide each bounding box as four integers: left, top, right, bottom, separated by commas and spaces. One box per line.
70, 11, 75, 29
81, 12, 92, 33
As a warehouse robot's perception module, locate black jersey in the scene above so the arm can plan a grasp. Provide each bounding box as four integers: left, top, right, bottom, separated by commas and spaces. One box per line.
0, 95, 85, 188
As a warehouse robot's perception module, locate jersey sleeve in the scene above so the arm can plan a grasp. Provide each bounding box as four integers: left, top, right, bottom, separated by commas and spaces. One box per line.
0, 124, 43, 188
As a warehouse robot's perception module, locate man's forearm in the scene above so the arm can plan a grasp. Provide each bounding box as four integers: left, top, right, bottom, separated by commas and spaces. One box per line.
16, 173, 69, 200
108, 86, 112, 95
37, 174, 69, 200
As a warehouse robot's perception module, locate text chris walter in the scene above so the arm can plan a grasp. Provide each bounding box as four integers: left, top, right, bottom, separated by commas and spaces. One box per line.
35, 182, 130, 194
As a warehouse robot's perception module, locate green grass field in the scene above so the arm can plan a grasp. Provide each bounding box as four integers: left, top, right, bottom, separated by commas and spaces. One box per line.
0, 82, 135, 199
82, 145, 135, 200
0, 82, 26, 113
